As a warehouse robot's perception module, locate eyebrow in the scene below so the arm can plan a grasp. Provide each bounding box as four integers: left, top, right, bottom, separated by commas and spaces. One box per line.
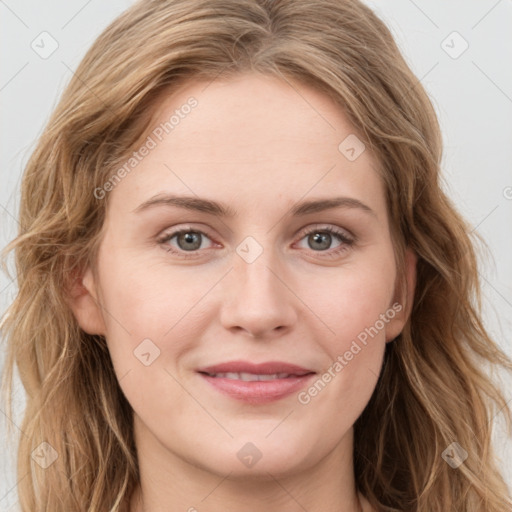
132, 193, 376, 218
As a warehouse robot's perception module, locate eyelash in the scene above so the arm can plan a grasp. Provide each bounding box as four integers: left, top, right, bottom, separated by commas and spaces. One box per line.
157, 225, 356, 260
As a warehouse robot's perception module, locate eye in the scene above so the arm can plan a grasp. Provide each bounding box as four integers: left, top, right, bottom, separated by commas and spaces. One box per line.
157, 227, 216, 259
295, 225, 355, 258
157, 224, 356, 260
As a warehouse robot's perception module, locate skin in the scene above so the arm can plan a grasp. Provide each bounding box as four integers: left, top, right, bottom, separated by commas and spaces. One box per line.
69, 72, 416, 512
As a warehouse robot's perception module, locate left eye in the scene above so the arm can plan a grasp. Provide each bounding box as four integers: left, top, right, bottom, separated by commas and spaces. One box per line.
295, 226, 354, 254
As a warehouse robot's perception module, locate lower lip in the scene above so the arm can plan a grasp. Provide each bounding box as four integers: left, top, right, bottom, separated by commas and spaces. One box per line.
198, 373, 315, 404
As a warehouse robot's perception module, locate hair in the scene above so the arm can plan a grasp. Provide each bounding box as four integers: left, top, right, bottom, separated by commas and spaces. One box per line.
1, 0, 511, 510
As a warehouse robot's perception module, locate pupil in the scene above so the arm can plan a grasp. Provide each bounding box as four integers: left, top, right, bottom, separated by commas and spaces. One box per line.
180, 232, 201, 250
311, 232, 330, 250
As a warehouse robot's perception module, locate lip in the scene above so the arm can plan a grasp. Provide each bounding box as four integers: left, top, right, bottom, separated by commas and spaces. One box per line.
198, 360, 314, 375
197, 360, 316, 404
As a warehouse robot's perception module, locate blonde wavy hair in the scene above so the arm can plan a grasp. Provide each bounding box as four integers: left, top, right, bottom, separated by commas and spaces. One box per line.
1, 0, 511, 510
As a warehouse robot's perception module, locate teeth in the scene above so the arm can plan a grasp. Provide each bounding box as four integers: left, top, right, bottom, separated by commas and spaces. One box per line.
209, 372, 292, 381
240, 372, 258, 381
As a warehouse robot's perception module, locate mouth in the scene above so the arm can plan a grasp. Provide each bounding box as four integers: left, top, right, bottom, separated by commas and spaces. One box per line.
196, 361, 316, 404
200, 371, 308, 381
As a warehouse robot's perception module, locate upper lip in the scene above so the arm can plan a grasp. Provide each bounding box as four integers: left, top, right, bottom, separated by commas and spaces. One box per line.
197, 360, 315, 376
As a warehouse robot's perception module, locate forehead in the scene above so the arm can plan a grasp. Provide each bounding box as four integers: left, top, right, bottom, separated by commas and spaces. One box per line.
106, 72, 386, 220
153, 72, 365, 159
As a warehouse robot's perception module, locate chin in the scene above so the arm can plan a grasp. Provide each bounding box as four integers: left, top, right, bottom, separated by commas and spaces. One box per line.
188, 434, 319, 479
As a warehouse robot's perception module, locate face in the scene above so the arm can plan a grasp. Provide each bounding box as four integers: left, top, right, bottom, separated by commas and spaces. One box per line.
71, 72, 415, 479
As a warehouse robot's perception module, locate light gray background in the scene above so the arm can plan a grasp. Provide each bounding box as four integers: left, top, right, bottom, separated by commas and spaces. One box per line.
1, 1, 511, 510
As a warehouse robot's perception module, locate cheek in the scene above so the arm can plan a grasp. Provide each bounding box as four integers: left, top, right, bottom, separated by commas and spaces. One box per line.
305, 256, 396, 354
95, 260, 197, 415
295, 252, 395, 411
95, 253, 222, 398
98, 250, 209, 337
296, 272, 392, 440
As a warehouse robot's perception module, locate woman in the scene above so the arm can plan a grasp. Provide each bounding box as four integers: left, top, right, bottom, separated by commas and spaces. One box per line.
1, 0, 511, 510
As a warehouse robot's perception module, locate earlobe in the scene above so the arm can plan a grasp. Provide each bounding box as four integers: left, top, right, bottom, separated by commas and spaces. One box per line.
385, 248, 417, 343
66, 267, 107, 336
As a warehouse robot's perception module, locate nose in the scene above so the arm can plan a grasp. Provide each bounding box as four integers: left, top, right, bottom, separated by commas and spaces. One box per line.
219, 247, 298, 339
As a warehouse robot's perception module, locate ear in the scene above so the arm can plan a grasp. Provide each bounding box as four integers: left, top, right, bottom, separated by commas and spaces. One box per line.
66, 266, 107, 335
384, 247, 417, 343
